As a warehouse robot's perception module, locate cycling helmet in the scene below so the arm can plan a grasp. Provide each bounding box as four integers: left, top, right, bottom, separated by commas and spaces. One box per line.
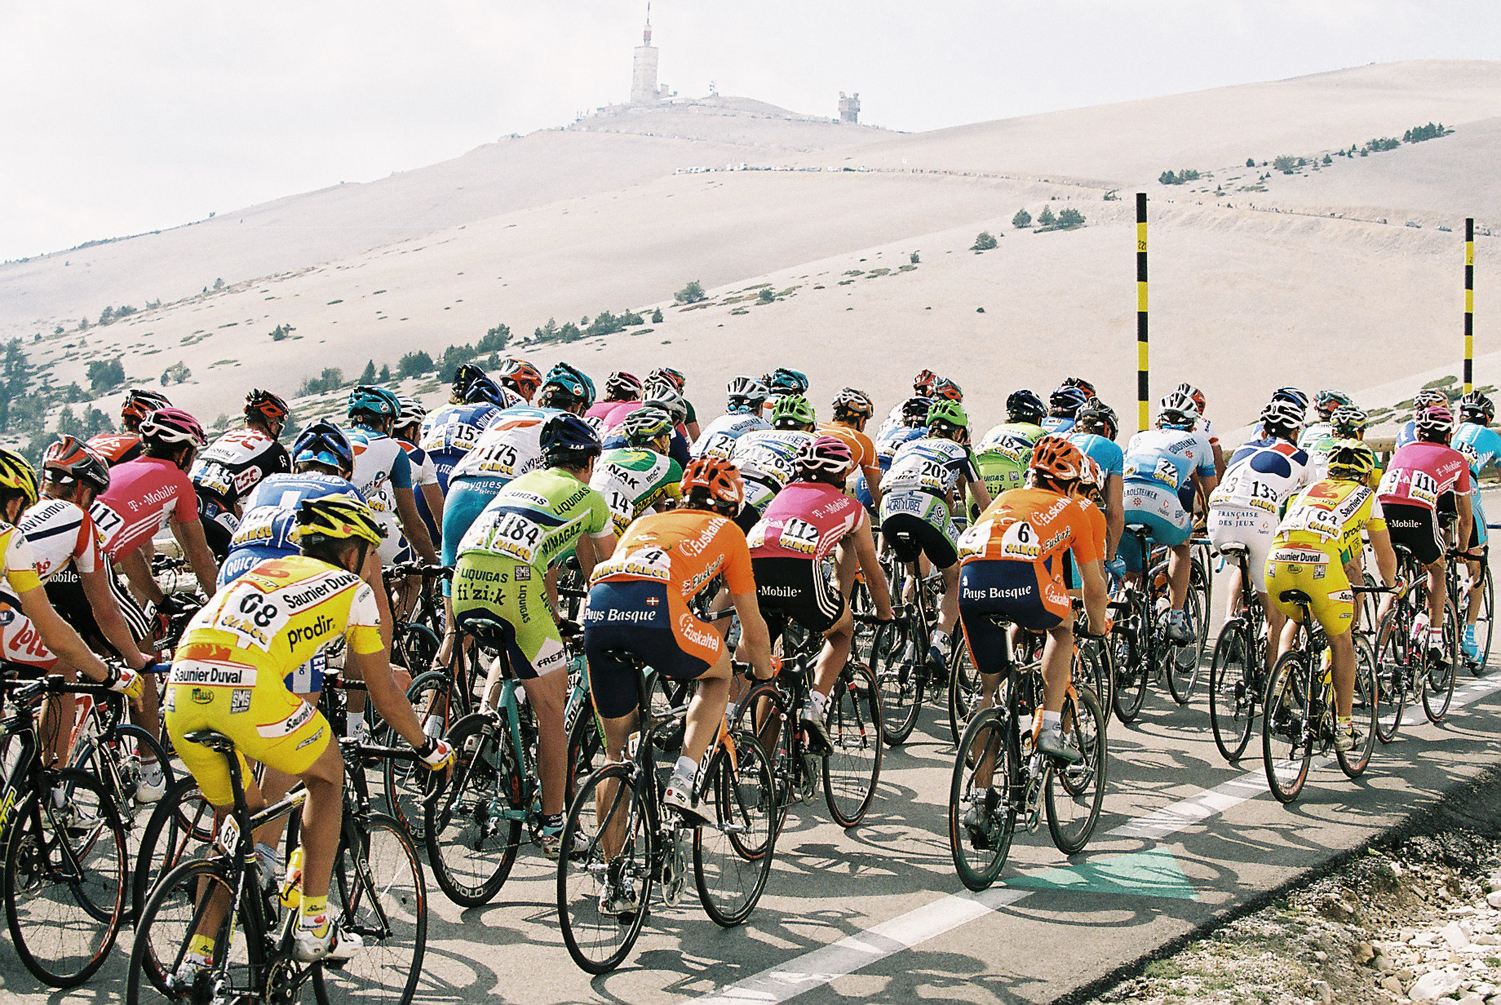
1412, 389, 1448, 413
771, 394, 816, 430
41, 437, 110, 494
900, 396, 932, 427
1330, 405, 1369, 438
1271, 386, 1310, 414
1078, 455, 1105, 501
293, 493, 386, 548
451, 363, 487, 403
539, 362, 595, 410
120, 389, 172, 426
0, 449, 39, 509
1313, 389, 1353, 420
1048, 385, 1089, 418
1326, 439, 1377, 481
465, 373, 517, 409
1075, 400, 1119, 441
1175, 382, 1207, 417
648, 366, 686, 392
293, 420, 355, 474
912, 369, 938, 397
795, 435, 854, 484
604, 371, 644, 401
1459, 391, 1496, 425
931, 378, 964, 403
622, 406, 674, 447
1029, 435, 1086, 489
927, 399, 969, 433
1260, 398, 1303, 439
726, 375, 769, 413
1156, 390, 1200, 430
1005, 389, 1047, 426
244, 389, 289, 426
496, 358, 543, 400
644, 383, 689, 426
679, 456, 745, 515
1061, 376, 1098, 400
139, 407, 207, 447
831, 387, 874, 421
766, 367, 810, 397
540, 413, 602, 467
1415, 404, 1455, 442
347, 384, 400, 421
393, 395, 426, 433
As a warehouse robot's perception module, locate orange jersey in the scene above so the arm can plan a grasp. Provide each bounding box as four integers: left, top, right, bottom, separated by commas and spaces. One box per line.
818, 423, 875, 471
591, 509, 756, 600
958, 487, 1105, 569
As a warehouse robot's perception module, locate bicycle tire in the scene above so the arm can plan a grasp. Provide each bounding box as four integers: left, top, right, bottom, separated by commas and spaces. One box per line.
130, 776, 214, 923
1166, 575, 1205, 705
71, 720, 175, 821
566, 702, 608, 797
383, 669, 454, 841
948, 708, 1015, 891
1046, 685, 1108, 855
1421, 597, 1460, 723
694, 731, 776, 927
733, 682, 793, 839
871, 618, 921, 745
392, 622, 441, 676
328, 813, 426, 1005
1208, 619, 1258, 762
1111, 624, 1147, 723
424, 713, 522, 908
1262, 651, 1312, 804
1476, 564, 1495, 672
822, 662, 883, 828
127, 858, 259, 1004
1338, 636, 1379, 778
557, 762, 653, 975
5, 768, 127, 988
1372, 597, 1412, 743
947, 641, 982, 744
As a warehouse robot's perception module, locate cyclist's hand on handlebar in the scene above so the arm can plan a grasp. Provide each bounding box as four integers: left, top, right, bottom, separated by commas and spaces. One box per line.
557, 618, 583, 639
1083, 616, 1113, 639
415, 737, 456, 773
876, 604, 896, 622
106, 665, 145, 701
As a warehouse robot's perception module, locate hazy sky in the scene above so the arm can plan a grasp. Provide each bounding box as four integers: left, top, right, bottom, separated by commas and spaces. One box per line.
3, 1, 1498, 261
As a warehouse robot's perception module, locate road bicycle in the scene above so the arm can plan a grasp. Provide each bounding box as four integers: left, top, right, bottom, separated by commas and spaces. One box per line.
1111, 525, 1209, 720
1372, 545, 1459, 739
1207, 542, 1269, 761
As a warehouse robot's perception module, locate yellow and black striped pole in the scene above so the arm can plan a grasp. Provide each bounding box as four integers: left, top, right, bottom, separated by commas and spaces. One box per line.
1137, 193, 1149, 431
1465, 217, 1475, 394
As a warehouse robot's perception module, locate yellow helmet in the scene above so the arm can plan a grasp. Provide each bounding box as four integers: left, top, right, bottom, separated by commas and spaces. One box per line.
0, 449, 40, 509
1326, 439, 1377, 480
292, 493, 386, 548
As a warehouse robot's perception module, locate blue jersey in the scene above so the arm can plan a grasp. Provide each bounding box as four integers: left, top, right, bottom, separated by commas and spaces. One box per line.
1124, 428, 1216, 511
1041, 416, 1076, 435
875, 424, 925, 463
218, 473, 367, 587
1395, 419, 1417, 449
1453, 422, 1501, 487
421, 402, 504, 488
602, 428, 691, 468
1066, 431, 1124, 479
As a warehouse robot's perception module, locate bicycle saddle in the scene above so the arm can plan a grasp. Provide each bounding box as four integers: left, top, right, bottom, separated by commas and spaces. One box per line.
457, 613, 516, 647
184, 729, 236, 752
1278, 589, 1314, 606
1215, 543, 1249, 556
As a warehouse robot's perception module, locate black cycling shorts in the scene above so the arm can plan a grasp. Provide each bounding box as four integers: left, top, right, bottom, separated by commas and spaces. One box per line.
45, 565, 152, 655
752, 557, 846, 641
882, 512, 959, 569
1383, 502, 1444, 567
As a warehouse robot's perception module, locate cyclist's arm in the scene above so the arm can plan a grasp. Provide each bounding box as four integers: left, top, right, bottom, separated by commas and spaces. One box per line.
345, 646, 427, 748
1104, 473, 1124, 561
730, 590, 773, 679
170, 517, 219, 597
1079, 558, 1108, 634
78, 567, 155, 669
1368, 525, 1398, 587
849, 512, 895, 618
16, 586, 112, 683
575, 531, 615, 580
117, 547, 166, 607
393, 486, 439, 565
966, 475, 992, 513
1457, 492, 1475, 555
361, 548, 394, 651
418, 480, 445, 529
861, 460, 883, 509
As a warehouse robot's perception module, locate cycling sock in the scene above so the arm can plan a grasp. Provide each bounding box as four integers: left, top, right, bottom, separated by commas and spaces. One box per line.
51, 786, 66, 809
299, 895, 330, 934
345, 711, 366, 740
804, 690, 828, 722
186, 933, 216, 964
670, 755, 697, 792
541, 812, 564, 832
930, 630, 950, 653
139, 753, 163, 782
1429, 627, 1445, 648
1041, 710, 1062, 731
1337, 715, 1352, 733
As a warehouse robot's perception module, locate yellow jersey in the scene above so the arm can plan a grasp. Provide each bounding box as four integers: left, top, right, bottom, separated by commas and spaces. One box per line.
1274, 478, 1386, 564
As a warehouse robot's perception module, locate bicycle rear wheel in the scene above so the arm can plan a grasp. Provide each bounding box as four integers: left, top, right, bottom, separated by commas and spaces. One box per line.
948, 708, 1015, 891
732, 682, 792, 838
870, 619, 921, 745
694, 732, 776, 927
946, 642, 982, 744
127, 859, 265, 1005
1372, 599, 1412, 743
131, 776, 214, 923
557, 763, 653, 975
1111, 625, 1148, 724
383, 669, 454, 842
1208, 619, 1258, 762
1474, 564, 1495, 673
1262, 652, 1312, 804
1166, 571, 1205, 704
822, 662, 883, 828
1046, 686, 1107, 855
1421, 598, 1460, 723
424, 713, 522, 908
328, 814, 426, 1004
1338, 636, 1378, 778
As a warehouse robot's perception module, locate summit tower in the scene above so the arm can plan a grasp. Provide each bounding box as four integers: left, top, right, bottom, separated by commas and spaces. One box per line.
630, 5, 660, 104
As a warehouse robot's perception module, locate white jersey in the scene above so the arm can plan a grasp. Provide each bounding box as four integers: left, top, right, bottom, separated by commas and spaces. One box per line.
731, 430, 815, 489
1209, 437, 1313, 517
347, 431, 410, 541
692, 412, 770, 460
17, 498, 103, 581
448, 406, 561, 483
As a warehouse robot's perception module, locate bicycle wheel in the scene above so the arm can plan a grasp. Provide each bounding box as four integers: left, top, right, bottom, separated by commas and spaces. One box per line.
822, 662, 883, 828
733, 682, 793, 839
947, 708, 1015, 891
1475, 564, 1495, 672
327, 814, 426, 1005
1208, 619, 1258, 762
1046, 685, 1107, 855
1421, 598, 1460, 723
127, 859, 268, 1004
946, 641, 982, 744
424, 713, 522, 908
870, 618, 921, 745
383, 670, 454, 842
557, 763, 653, 975
567, 703, 608, 797
5, 769, 127, 988
392, 622, 441, 677
72, 719, 175, 819
1166, 583, 1204, 705
131, 776, 214, 922
694, 732, 776, 927
1372, 599, 1412, 742
1262, 652, 1312, 804
1111, 625, 1147, 723
1338, 636, 1379, 778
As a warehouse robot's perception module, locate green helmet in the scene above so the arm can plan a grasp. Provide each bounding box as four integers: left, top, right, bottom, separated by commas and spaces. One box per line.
927, 399, 968, 432
771, 393, 816, 430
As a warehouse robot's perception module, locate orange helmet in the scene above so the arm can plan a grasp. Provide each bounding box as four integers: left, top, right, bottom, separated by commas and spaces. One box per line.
1029, 435, 1086, 488
680, 456, 745, 514
497, 357, 543, 399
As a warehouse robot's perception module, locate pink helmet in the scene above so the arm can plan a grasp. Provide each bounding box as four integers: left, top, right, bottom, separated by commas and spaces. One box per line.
139, 407, 207, 447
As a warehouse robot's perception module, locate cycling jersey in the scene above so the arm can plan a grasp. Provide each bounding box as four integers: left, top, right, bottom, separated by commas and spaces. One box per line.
419, 401, 504, 486
191, 427, 291, 511
1395, 420, 1418, 449
448, 406, 556, 484
1040, 416, 1075, 435
692, 412, 769, 460
18, 498, 103, 581
585, 399, 639, 429
1453, 420, 1501, 549
0, 523, 57, 671
589, 448, 683, 535
1378, 441, 1472, 512
1267, 479, 1386, 635
1207, 437, 1312, 592
166, 554, 382, 803
86, 433, 143, 466
1066, 431, 1124, 482
1121, 427, 1215, 557
816, 422, 877, 478
347, 427, 413, 565
747, 481, 865, 637
398, 439, 441, 546
1297, 422, 1336, 473
856, 423, 927, 509
732, 429, 817, 516
92, 456, 200, 560
880, 437, 981, 569
975, 422, 1046, 500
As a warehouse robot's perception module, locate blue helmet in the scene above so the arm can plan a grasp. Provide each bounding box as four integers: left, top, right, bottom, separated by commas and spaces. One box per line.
293, 421, 354, 474
539, 362, 595, 410
347, 384, 400, 421
1048, 385, 1089, 418
465, 374, 512, 409
1006, 389, 1047, 425
540, 413, 602, 466
766, 367, 809, 396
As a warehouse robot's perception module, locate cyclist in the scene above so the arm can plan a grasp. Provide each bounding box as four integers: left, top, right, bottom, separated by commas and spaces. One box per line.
590, 406, 683, 536
1395, 389, 1449, 449
731, 393, 820, 530
345, 385, 439, 568
691, 376, 770, 460
1066, 399, 1126, 564
1379, 404, 1474, 664
858, 395, 931, 511
647, 366, 701, 440
1453, 391, 1501, 661
1207, 398, 1313, 674
452, 414, 615, 858
496, 357, 545, 403
190, 389, 293, 561
954, 434, 1108, 800
975, 390, 1048, 507
583, 457, 773, 858
818, 387, 882, 510
763, 367, 810, 409
747, 436, 895, 749
88, 388, 172, 465
880, 399, 992, 668
585, 371, 645, 429
876, 369, 939, 438
1266, 440, 1397, 750
602, 381, 693, 468
420, 369, 512, 498
167, 494, 454, 966
1121, 390, 1219, 642
392, 394, 445, 550
1297, 389, 1353, 455
1041, 385, 1089, 434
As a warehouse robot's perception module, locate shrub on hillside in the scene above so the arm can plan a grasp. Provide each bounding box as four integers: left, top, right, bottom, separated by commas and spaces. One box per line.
1273, 155, 1298, 174
1012, 209, 1032, 228
1037, 207, 1056, 227
87, 359, 125, 392
1056, 208, 1086, 229
1404, 122, 1450, 143
971, 231, 998, 251
675, 280, 707, 304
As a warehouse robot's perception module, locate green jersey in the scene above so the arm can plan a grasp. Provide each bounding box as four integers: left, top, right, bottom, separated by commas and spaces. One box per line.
589, 447, 683, 534
456, 467, 612, 572
974, 421, 1045, 499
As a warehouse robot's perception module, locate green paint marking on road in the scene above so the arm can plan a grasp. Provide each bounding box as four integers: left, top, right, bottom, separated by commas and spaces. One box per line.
1006, 848, 1198, 901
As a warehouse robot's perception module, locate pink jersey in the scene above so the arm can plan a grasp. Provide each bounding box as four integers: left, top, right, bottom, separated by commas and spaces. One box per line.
747, 481, 865, 562
586, 400, 636, 426
601, 400, 689, 440
18, 498, 103, 580
93, 456, 199, 559
1378, 441, 1472, 512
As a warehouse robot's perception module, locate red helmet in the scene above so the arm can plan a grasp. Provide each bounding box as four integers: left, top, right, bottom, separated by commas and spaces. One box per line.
1029, 435, 1086, 487
912, 369, 938, 396
497, 357, 543, 398
120, 389, 172, 425
42, 436, 111, 493
139, 407, 207, 447
680, 456, 745, 514
932, 378, 964, 402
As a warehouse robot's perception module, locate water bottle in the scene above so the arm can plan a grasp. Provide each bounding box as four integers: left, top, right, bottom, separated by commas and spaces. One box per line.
1410, 610, 1431, 648
279, 846, 303, 910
